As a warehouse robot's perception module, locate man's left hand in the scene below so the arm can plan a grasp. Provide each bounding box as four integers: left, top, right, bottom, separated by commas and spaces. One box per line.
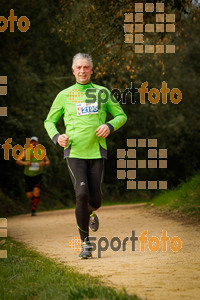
96, 124, 110, 138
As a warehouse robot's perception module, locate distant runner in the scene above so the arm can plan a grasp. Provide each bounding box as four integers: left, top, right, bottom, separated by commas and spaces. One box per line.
44, 53, 127, 259
16, 136, 50, 216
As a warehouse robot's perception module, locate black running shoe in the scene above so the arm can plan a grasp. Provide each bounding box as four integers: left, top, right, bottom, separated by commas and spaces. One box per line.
78, 239, 92, 259
31, 210, 36, 216
89, 212, 99, 232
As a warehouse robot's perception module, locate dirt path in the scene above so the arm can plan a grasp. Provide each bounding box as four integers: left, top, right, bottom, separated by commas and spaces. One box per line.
8, 204, 200, 300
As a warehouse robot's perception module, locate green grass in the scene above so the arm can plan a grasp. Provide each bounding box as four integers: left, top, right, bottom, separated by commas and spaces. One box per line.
150, 172, 200, 217
0, 238, 139, 300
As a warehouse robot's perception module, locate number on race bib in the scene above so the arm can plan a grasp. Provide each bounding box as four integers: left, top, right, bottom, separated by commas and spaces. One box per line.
29, 163, 40, 171
76, 102, 98, 116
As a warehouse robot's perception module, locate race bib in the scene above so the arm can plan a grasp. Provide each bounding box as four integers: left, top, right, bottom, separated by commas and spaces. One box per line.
29, 163, 40, 171
76, 102, 98, 116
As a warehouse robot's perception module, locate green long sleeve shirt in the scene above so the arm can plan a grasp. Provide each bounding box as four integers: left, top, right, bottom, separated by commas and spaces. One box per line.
44, 82, 127, 159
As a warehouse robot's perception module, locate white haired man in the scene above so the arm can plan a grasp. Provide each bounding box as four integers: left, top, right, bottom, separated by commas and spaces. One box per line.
44, 53, 127, 259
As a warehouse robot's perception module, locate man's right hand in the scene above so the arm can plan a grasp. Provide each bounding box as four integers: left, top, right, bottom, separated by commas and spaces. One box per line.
58, 134, 69, 148
25, 161, 31, 166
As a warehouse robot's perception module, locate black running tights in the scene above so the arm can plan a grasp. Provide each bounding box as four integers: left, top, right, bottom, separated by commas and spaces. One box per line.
66, 158, 104, 241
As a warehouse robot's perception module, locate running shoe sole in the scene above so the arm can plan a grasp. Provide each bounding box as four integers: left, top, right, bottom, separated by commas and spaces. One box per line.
89, 212, 99, 232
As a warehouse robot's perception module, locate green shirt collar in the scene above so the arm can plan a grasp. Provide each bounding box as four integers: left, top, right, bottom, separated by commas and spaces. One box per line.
75, 81, 93, 91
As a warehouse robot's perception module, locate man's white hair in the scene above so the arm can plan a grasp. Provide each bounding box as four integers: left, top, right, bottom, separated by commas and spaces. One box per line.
72, 53, 93, 69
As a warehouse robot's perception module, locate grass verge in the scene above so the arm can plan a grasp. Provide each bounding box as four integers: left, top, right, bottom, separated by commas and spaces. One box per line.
0, 238, 139, 300
149, 172, 200, 219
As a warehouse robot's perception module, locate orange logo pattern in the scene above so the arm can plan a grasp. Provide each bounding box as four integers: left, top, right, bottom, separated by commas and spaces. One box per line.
69, 89, 84, 103
69, 237, 82, 251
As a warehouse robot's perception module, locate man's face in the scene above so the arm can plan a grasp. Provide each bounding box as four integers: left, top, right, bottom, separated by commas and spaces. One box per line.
30, 140, 38, 148
72, 58, 93, 84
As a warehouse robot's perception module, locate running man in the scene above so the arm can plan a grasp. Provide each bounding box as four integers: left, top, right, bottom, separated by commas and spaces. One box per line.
16, 136, 50, 216
44, 53, 127, 259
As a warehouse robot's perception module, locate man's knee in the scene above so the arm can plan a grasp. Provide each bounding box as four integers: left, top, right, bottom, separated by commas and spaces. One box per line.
33, 187, 40, 197
76, 190, 88, 203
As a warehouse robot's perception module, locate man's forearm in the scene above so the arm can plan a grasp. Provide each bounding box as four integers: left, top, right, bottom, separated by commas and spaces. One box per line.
16, 160, 26, 166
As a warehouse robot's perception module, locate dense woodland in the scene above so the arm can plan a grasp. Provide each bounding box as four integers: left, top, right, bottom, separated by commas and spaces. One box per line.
0, 0, 200, 215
